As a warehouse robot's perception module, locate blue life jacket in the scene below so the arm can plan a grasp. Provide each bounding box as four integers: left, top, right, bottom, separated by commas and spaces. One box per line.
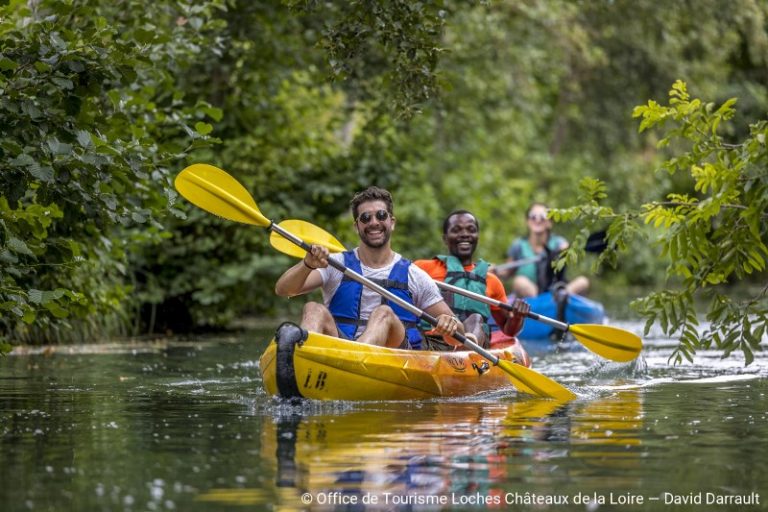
328, 251, 423, 349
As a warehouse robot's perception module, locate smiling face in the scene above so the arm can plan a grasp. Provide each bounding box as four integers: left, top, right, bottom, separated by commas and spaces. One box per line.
354, 199, 395, 249
443, 212, 479, 265
526, 203, 552, 236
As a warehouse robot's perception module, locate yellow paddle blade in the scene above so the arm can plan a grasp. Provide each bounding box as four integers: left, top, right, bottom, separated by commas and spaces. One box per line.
270, 220, 347, 259
175, 164, 270, 227
569, 324, 643, 363
496, 360, 577, 401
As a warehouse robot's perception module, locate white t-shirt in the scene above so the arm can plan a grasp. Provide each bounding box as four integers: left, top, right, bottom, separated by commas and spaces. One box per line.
317, 248, 444, 338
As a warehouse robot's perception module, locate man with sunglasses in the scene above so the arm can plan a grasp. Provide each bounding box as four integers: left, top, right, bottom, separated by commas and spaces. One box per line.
275, 186, 467, 350
414, 210, 531, 350
498, 202, 589, 298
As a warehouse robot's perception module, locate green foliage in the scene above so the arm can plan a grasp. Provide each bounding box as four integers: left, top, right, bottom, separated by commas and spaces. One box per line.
130, 3, 396, 329
565, 81, 767, 364
0, 0, 222, 343
289, 0, 448, 118
3, 0, 767, 364
634, 81, 768, 286
548, 178, 641, 274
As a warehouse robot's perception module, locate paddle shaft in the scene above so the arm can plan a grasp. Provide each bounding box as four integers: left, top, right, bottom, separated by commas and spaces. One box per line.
264, 219, 637, 365
175, 164, 580, 397
437, 277, 640, 363
435, 280, 569, 332
270, 223, 502, 364
178, 171, 498, 362
493, 230, 607, 273
492, 255, 542, 273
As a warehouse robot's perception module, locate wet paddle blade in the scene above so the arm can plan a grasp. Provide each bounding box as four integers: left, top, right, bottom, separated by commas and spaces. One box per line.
496, 359, 577, 401
270, 220, 347, 259
175, 164, 270, 227
570, 324, 642, 363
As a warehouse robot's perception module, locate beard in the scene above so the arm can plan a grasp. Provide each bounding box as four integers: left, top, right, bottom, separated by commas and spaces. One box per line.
359, 226, 392, 249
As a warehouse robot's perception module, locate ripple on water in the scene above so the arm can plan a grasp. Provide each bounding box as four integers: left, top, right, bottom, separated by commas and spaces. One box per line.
1, 327, 766, 511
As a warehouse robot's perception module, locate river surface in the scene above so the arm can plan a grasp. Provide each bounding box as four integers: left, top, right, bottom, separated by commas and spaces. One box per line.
1, 320, 766, 512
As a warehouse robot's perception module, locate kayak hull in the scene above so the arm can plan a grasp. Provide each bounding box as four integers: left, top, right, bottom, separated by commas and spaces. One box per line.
517, 291, 605, 342
260, 322, 531, 401
490, 292, 606, 353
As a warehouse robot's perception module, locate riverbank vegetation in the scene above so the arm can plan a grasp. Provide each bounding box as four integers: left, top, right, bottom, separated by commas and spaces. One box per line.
2, 0, 766, 362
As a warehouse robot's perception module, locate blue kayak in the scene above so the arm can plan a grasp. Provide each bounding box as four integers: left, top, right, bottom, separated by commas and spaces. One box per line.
518, 291, 605, 342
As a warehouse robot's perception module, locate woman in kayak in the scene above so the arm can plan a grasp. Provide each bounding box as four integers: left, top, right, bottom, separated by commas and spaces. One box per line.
497, 202, 589, 298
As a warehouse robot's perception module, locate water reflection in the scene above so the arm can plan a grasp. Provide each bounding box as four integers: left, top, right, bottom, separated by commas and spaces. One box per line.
197, 392, 643, 509
4, 329, 766, 511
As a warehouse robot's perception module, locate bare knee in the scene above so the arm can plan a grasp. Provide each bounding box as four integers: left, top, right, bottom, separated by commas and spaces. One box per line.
302, 301, 328, 318
513, 276, 538, 298
463, 313, 489, 348
301, 302, 337, 334
359, 305, 406, 348
566, 276, 590, 296
368, 304, 397, 322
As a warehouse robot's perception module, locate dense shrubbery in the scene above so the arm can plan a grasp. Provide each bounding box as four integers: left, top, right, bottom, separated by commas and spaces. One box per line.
1, 0, 224, 344
553, 82, 768, 363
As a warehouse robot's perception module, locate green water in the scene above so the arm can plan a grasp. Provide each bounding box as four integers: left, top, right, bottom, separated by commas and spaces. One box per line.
1, 326, 766, 511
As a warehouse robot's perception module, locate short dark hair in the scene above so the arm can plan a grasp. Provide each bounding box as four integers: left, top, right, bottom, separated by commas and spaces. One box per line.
442, 209, 479, 234
349, 186, 394, 220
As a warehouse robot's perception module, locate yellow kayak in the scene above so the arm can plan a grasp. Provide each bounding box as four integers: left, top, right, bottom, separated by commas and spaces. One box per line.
259, 323, 531, 401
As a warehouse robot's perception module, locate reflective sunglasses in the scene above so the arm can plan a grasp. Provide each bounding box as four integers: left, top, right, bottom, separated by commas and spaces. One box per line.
356, 209, 391, 224
528, 213, 548, 222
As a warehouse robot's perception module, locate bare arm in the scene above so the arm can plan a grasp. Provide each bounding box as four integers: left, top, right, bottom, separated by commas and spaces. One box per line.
274, 245, 328, 297
492, 259, 515, 279
501, 299, 530, 337
491, 308, 509, 331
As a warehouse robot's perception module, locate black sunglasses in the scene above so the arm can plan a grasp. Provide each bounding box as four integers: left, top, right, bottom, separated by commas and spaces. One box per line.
356, 209, 390, 224
528, 213, 548, 222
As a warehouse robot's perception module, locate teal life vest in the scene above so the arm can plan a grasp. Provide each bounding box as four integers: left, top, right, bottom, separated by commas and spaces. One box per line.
508, 236, 566, 291
436, 255, 492, 337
